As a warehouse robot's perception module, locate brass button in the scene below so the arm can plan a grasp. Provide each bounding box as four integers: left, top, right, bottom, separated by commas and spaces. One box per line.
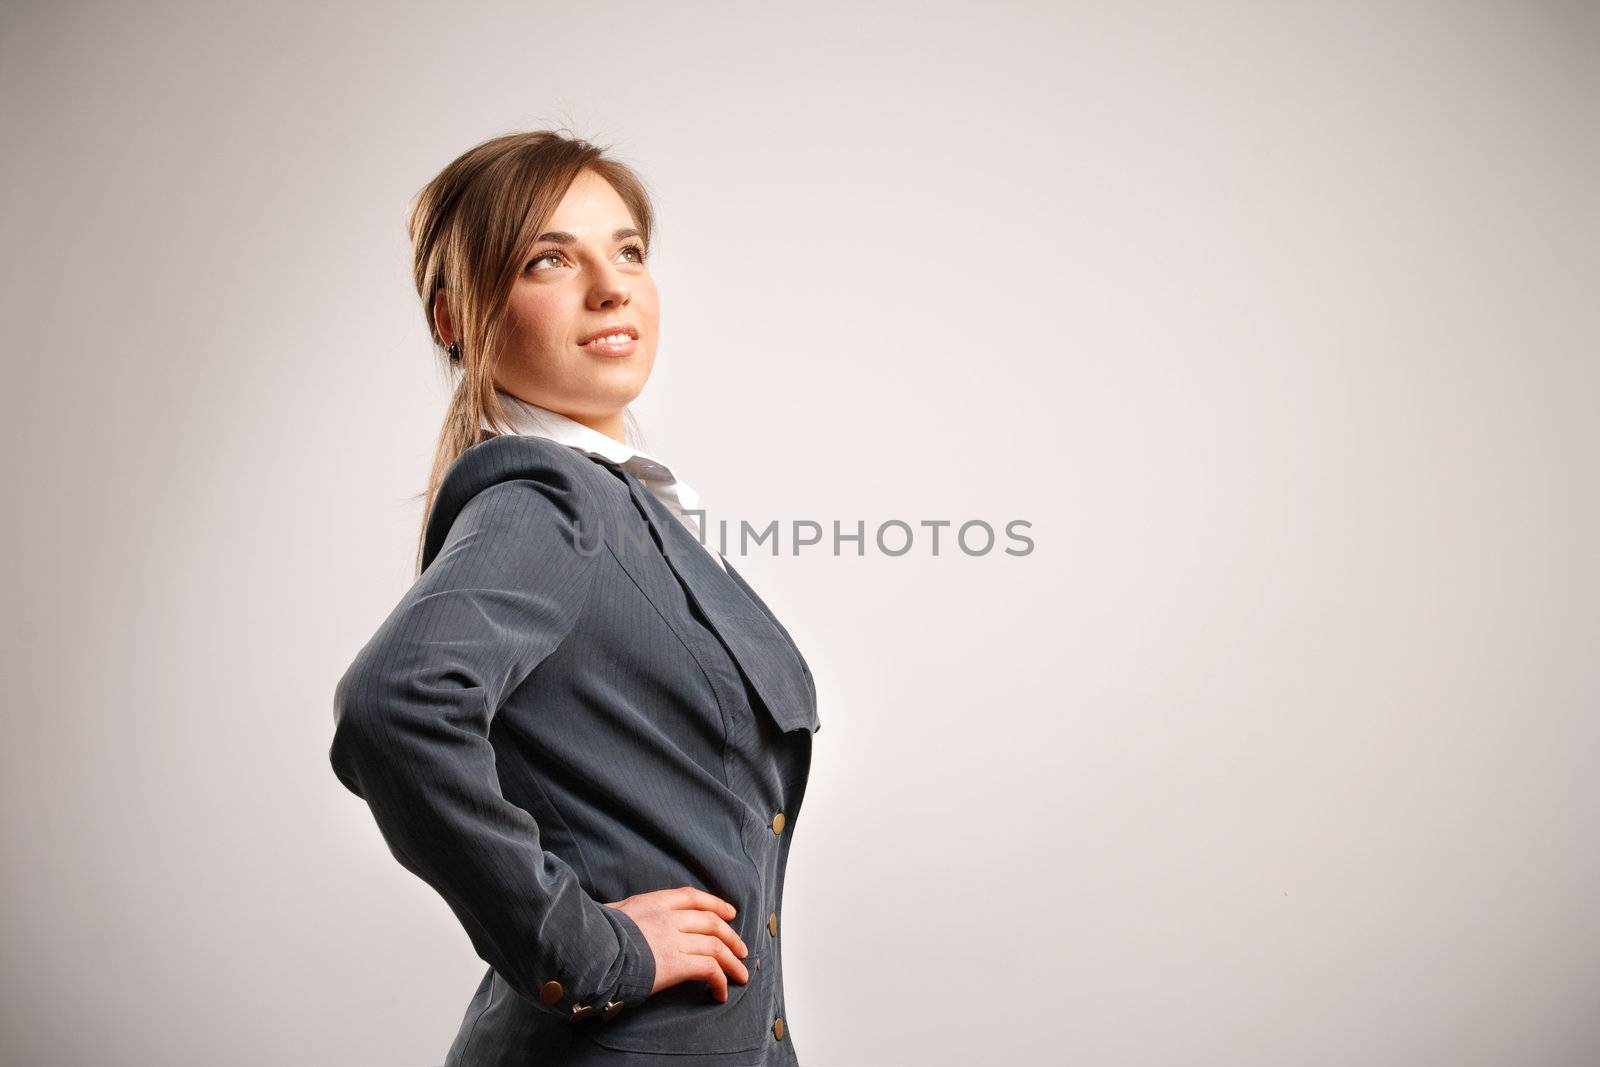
773, 1016, 785, 1040
767, 911, 778, 937
570, 1002, 594, 1021
771, 810, 786, 834
540, 979, 563, 1006
603, 998, 625, 1021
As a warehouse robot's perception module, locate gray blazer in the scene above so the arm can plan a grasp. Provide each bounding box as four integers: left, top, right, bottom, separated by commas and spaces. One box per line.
330, 434, 820, 1066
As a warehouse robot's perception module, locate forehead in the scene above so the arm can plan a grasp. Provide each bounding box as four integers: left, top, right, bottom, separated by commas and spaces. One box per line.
544, 170, 636, 232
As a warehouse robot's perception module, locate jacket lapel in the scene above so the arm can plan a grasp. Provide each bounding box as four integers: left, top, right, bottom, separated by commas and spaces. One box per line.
602, 462, 818, 734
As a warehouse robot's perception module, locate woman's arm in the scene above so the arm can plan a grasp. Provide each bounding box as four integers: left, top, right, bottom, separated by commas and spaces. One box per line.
328, 470, 655, 1022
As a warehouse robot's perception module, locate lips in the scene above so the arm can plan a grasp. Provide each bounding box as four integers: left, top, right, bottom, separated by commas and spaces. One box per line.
577, 324, 639, 346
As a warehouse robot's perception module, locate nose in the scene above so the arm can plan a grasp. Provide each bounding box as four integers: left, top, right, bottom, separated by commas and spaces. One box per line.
587, 262, 630, 310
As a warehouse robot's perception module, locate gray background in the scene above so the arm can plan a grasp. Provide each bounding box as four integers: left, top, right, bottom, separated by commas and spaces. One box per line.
3, 1, 1595, 1064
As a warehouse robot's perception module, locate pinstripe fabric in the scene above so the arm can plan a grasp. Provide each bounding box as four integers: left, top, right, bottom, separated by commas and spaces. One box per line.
330, 434, 819, 1065
481, 389, 727, 574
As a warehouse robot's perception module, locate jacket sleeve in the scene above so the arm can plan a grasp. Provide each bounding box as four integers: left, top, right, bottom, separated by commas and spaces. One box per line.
328, 469, 656, 1023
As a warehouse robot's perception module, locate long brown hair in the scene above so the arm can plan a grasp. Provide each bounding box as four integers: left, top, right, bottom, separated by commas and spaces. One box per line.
405, 130, 656, 572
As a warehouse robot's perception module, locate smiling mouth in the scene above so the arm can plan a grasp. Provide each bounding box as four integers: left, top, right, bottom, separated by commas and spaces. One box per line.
578, 323, 639, 344
578, 331, 639, 357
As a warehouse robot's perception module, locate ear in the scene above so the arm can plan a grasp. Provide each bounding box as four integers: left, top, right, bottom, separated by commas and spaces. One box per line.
433, 288, 455, 346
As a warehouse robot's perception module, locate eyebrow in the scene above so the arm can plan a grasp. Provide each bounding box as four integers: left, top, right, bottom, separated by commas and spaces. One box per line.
533, 227, 643, 245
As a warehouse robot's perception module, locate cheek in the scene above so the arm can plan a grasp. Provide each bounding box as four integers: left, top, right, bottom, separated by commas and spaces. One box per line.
636, 280, 662, 334
507, 287, 571, 346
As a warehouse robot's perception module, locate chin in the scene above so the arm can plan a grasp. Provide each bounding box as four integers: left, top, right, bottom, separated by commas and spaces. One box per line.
589, 362, 652, 398
571, 381, 645, 415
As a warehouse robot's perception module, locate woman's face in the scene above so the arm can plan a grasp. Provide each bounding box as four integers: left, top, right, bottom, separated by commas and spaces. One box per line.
495, 168, 659, 438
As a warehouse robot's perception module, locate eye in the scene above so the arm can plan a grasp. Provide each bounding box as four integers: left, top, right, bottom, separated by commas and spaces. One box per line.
524, 242, 648, 274
525, 249, 564, 272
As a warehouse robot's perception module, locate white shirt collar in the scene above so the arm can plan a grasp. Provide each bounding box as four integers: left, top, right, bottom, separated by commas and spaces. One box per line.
484, 390, 724, 571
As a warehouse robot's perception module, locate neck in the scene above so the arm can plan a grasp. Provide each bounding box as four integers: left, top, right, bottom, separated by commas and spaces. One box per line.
566, 409, 626, 444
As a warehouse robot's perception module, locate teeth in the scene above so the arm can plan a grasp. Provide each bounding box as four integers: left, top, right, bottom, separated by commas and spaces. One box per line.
588, 333, 631, 345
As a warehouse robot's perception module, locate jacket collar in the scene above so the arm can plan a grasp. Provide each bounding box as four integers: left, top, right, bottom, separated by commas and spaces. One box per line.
485, 389, 718, 567
596, 456, 819, 735
457, 402, 817, 735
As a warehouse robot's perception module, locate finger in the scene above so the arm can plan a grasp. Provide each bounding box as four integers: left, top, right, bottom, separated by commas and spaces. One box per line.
673, 885, 736, 919
676, 910, 749, 958
712, 938, 750, 984
685, 932, 750, 985
673, 886, 735, 920
694, 951, 728, 1001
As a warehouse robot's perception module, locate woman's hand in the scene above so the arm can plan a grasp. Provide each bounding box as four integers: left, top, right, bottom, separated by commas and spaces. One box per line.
605, 887, 750, 1002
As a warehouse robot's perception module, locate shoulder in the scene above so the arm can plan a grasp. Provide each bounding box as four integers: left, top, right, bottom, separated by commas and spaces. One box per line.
421, 435, 613, 570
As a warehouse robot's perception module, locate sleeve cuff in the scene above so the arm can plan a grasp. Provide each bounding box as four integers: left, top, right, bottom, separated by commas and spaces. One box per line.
597, 902, 657, 1006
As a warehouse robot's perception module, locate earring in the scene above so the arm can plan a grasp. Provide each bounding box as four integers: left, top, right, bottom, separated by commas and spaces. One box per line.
447, 341, 461, 362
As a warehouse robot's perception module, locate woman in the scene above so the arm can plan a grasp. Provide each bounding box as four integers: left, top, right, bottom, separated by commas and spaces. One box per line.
330, 131, 820, 1067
